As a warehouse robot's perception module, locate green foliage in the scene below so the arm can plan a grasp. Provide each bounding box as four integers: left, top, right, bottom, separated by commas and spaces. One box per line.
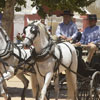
0, 0, 96, 17
0, 0, 26, 13
0, 0, 5, 12
15, 0, 26, 12
38, 7, 47, 19
30, 0, 96, 18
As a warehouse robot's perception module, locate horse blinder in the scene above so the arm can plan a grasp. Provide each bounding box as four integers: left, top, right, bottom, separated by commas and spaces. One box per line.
30, 25, 40, 35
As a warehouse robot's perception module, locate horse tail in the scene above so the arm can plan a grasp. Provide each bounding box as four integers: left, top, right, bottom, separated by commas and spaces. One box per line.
30, 73, 38, 98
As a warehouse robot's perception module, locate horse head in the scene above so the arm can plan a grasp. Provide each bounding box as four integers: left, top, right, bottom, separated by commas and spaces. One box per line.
22, 20, 41, 47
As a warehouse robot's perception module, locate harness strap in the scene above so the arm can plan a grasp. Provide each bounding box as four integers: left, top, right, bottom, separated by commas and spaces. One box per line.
32, 39, 54, 62
62, 43, 73, 69
13, 50, 35, 75
53, 42, 73, 71
53, 45, 62, 72
36, 62, 45, 77
0, 41, 12, 59
53, 43, 92, 81
12, 44, 23, 62
0, 70, 4, 79
0, 28, 12, 58
14, 61, 35, 74
0, 57, 9, 74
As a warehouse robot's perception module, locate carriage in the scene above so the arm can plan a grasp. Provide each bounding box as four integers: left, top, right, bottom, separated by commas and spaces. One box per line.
76, 46, 100, 100
46, 45, 100, 100
22, 21, 100, 100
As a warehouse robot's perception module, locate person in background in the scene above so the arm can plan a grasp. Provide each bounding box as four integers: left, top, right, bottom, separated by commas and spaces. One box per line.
76, 14, 100, 67
41, 19, 45, 25
56, 10, 78, 42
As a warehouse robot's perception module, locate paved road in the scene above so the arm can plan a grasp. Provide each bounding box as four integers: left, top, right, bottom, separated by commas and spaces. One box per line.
0, 75, 33, 100
0, 75, 67, 100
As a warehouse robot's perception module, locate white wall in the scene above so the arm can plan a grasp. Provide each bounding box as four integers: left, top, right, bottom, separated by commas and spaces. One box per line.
15, 0, 35, 15
14, 15, 24, 43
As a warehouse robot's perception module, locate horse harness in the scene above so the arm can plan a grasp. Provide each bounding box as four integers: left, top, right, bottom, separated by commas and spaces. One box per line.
13, 45, 36, 75
0, 28, 13, 59
0, 28, 35, 76
32, 38, 73, 77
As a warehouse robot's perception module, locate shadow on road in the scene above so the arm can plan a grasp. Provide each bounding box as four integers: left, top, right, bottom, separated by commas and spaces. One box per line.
7, 86, 67, 99
8, 87, 33, 98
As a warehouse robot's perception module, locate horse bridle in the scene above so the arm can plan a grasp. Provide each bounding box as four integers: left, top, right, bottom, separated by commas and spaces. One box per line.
23, 23, 40, 45
24, 23, 55, 60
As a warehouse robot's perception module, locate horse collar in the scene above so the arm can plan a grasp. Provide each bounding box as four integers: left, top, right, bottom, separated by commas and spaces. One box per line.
32, 40, 54, 62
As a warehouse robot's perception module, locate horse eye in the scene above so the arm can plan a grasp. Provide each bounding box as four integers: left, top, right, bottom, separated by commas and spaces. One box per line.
30, 27, 35, 34
32, 28, 35, 32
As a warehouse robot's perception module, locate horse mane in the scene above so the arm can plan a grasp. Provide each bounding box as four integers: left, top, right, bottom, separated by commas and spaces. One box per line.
37, 22, 50, 39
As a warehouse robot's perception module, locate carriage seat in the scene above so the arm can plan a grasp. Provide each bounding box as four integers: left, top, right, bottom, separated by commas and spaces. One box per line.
96, 43, 100, 54
75, 43, 100, 58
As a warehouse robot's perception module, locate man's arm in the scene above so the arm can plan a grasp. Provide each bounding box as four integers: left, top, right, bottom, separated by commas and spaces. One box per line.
56, 25, 61, 37
56, 25, 67, 39
71, 24, 78, 40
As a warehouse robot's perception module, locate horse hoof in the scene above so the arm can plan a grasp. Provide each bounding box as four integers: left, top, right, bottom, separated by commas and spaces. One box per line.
7, 95, 11, 100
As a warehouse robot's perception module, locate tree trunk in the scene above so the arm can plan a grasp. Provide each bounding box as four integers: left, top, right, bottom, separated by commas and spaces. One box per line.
1, 0, 16, 39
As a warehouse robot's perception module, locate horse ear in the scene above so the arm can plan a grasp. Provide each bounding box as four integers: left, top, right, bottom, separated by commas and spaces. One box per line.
34, 20, 41, 25
27, 18, 33, 24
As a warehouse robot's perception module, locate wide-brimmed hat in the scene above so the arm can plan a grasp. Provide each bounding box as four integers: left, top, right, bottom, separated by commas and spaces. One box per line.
61, 10, 74, 16
87, 14, 97, 20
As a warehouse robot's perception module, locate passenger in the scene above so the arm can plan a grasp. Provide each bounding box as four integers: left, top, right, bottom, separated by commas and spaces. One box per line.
56, 10, 78, 42
76, 14, 100, 68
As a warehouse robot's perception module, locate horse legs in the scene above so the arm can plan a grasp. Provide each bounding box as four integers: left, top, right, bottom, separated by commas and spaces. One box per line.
40, 72, 53, 100
35, 73, 44, 100
54, 73, 59, 100
16, 73, 29, 100
65, 47, 78, 100
0, 66, 14, 84
0, 81, 11, 100
0, 66, 14, 100
65, 69, 77, 100
30, 73, 39, 99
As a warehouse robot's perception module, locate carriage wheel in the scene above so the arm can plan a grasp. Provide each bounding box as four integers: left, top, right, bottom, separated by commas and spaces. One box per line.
90, 71, 100, 100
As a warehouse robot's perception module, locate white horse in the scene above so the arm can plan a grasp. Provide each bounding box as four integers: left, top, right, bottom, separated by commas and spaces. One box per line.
0, 26, 38, 100
22, 21, 78, 100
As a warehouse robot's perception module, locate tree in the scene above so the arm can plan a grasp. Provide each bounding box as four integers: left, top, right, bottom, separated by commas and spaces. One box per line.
0, 0, 26, 38
31, 0, 96, 18
0, 0, 96, 38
